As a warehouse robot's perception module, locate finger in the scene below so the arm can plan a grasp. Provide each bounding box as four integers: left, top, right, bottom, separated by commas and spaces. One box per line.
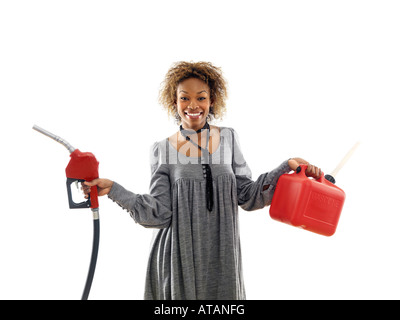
306, 165, 317, 178
81, 182, 90, 190
309, 165, 322, 179
83, 179, 100, 187
83, 187, 91, 195
311, 165, 317, 176
308, 167, 313, 177
312, 166, 318, 178
81, 182, 90, 189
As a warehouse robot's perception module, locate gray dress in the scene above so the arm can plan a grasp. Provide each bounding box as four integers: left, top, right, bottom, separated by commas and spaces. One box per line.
108, 127, 290, 300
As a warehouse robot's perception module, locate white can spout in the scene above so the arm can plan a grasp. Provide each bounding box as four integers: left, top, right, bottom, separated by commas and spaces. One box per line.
325, 141, 361, 184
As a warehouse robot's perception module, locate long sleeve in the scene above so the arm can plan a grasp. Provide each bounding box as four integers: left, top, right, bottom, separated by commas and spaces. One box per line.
229, 128, 291, 211
108, 142, 172, 229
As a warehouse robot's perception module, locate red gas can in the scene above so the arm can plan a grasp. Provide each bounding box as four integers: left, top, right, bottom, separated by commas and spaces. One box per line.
269, 164, 346, 236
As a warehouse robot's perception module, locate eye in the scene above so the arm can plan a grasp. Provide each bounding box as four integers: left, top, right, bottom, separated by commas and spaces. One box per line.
180, 97, 189, 101
198, 97, 206, 101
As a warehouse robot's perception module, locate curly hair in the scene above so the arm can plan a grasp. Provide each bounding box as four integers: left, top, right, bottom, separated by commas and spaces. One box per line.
158, 61, 228, 123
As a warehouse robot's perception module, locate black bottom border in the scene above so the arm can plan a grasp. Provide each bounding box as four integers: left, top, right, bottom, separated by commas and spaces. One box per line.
0, 299, 391, 318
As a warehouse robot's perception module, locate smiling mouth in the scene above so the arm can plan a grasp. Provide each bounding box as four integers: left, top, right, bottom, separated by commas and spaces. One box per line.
184, 111, 203, 119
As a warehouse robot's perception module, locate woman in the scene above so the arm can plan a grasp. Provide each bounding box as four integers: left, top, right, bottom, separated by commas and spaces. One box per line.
83, 61, 322, 300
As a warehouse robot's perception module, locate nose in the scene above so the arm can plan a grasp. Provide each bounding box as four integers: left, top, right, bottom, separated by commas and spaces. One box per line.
187, 101, 197, 109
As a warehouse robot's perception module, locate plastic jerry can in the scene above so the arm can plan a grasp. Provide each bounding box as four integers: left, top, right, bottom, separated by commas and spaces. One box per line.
269, 164, 346, 236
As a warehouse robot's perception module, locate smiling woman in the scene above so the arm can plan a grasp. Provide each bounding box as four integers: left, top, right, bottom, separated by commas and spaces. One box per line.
82, 61, 322, 300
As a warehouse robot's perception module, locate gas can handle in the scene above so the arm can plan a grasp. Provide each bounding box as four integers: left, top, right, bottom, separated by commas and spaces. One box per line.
296, 164, 326, 183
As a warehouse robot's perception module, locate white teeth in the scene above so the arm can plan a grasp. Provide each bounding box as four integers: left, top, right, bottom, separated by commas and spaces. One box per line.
186, 112, 201, 116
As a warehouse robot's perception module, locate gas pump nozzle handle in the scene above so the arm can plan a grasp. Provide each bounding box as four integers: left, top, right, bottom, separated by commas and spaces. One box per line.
66, 149, 100, 209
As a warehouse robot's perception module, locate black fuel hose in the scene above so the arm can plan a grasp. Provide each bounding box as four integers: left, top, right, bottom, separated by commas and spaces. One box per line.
81, 211, 100, 300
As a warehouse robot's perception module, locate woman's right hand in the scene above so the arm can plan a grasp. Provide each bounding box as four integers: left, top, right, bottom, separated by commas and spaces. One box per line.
82, 179, 114, 198
288, 157, 322, 179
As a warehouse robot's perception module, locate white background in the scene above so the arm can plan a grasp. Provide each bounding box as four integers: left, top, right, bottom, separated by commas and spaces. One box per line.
1, 0, 399, 300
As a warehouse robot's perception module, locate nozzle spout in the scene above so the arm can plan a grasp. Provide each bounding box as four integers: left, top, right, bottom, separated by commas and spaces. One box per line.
32, 124, 76, 153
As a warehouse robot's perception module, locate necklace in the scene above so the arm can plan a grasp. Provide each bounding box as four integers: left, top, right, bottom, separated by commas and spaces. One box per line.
179, 122, 210, 154
179, 122, 214, 212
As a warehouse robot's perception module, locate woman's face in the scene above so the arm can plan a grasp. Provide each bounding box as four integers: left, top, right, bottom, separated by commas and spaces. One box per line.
176, 77, 212, 131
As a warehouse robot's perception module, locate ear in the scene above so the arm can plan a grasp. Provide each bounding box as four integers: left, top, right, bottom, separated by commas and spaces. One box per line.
209, 98, 215, 110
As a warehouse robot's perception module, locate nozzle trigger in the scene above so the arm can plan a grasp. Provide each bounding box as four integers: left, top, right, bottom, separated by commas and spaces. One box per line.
66, 178, 91, 209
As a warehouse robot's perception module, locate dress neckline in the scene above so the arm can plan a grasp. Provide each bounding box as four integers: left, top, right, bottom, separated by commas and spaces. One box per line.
167, 126, 222, 159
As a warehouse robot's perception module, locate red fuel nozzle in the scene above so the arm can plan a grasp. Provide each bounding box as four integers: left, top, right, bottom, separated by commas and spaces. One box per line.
66, 149, 99, 209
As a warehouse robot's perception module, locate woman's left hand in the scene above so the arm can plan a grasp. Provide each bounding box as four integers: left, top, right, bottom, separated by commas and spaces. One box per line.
288, 157, 322, 179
